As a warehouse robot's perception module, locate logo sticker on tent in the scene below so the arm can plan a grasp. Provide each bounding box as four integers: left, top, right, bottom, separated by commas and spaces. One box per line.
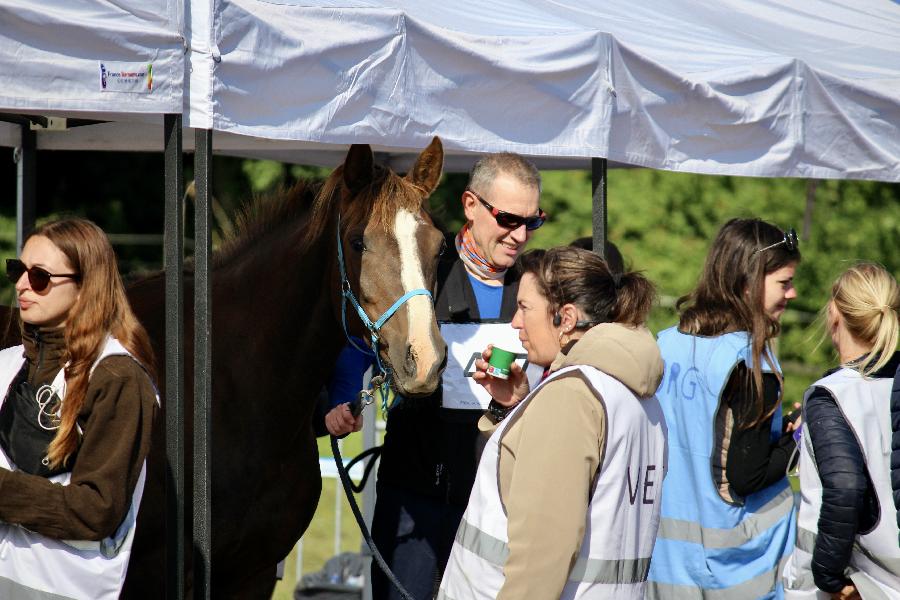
99, 62, 153, 93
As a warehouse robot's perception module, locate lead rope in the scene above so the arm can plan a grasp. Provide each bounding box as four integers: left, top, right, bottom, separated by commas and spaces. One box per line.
333, 215, 431, 600
331, 435, 416, 600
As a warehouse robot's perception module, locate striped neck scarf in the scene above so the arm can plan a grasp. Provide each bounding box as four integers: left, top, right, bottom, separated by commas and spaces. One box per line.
455, 223, 507, 280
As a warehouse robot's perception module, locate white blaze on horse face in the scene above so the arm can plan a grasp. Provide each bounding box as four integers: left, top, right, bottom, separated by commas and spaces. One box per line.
394, 209, 439, 380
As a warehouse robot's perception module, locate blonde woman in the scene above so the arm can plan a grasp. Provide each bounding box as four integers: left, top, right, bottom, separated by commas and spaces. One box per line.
783, 263, 900, 599
0, 218, 158, 600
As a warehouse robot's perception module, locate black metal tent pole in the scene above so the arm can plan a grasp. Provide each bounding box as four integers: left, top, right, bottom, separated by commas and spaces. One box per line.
163, 114, 185, 600
591, 157, 608, 259
193, 128, 213, 600
15, 123, 36, 254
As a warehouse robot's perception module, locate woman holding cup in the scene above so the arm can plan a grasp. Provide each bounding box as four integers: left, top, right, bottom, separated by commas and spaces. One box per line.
438, 246, 668, 600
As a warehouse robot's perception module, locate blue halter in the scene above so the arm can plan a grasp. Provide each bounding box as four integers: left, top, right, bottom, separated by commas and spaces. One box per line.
336, 216, 433, 412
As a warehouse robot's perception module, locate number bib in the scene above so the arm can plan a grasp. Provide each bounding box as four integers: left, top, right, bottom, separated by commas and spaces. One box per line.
439, 322, 543, 410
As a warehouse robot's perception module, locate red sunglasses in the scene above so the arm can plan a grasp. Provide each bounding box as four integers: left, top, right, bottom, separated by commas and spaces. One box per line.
6, 259, 80, 293
469, 190, 546, 231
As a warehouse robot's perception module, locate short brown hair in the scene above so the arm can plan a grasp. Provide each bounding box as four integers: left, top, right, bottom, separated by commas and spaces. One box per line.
518, 246, 655, 328
467, 152, 541, 195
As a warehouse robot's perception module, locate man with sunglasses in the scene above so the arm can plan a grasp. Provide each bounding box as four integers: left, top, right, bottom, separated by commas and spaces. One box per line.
369, 152, 545, 600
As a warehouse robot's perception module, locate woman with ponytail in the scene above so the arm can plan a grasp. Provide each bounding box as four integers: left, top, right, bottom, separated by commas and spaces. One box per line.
648, 218, 802, 599
439, 246, 667, 599
0, 218, 157, 600
783, 263, 900, 599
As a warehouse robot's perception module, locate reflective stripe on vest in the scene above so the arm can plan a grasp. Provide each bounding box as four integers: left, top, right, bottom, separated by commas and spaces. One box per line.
649, 555, 791, 600
649, 328, 795, 598
454, 518, 652, 585
439, 364, 667, 600
657, 485, 794, 548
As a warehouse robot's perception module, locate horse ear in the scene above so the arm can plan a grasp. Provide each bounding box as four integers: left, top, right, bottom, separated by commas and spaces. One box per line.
343, 144, 375, 193
405, 137, 443, 197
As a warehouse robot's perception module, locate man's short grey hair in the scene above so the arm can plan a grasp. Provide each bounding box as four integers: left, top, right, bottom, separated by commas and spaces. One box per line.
467, 153, 541, 195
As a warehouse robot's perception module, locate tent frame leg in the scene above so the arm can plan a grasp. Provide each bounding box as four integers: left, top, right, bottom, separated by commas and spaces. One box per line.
15, 124, 36, 254
163, 113, 186, 600
591, 157, 608, 259
193, 128, 213, 600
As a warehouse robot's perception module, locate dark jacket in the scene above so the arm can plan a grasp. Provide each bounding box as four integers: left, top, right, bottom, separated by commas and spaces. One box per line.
0, 325, 158, 541
891, 358, 900, 545
375, 250, 520, 507
806, 351, 900, 592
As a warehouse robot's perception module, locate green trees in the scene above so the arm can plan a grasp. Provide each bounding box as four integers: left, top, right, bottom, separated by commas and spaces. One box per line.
531, 170, 900, 401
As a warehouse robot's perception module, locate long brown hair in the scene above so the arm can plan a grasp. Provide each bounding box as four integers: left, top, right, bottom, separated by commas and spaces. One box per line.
677, 218, 800, 427
519, 246, 655, 327
24, 219, 156, 469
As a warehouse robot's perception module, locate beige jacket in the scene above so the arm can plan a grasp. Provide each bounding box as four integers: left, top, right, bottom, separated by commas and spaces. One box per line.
478, 323, 664, 600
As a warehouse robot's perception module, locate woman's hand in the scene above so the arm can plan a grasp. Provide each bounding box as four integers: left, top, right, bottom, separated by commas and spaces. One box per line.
325, 403, 363, 436
785, 402, 802, 433
472, 345, 530, 407
831, 584, 860, 600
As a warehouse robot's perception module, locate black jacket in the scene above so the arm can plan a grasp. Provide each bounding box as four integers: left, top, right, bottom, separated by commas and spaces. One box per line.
375, 250, 520, 507
806, 351, 900, 592
891, 357, 900, 547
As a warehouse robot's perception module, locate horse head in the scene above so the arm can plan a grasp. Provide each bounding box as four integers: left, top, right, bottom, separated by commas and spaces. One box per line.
326, 137, 448, 397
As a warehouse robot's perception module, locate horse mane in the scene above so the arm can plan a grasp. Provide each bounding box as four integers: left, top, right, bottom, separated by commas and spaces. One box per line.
301, 164, 428, 251
212, 180, 320, 268
178, 158, 428, 271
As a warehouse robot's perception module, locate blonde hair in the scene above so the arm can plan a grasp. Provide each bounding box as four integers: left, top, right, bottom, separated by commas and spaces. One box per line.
830, 262, 899, 376
24, 219, 156, 469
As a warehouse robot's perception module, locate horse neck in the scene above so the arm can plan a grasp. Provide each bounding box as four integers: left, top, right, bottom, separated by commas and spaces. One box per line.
212, 218, 344, 394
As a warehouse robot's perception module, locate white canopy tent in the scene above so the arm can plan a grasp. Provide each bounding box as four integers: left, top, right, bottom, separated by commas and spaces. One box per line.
2, 0, 899, 177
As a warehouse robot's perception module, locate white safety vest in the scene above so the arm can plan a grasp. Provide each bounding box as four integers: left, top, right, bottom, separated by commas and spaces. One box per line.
0, 337, 157, 600
438, 365, 668, 600
783, 367, 900, 600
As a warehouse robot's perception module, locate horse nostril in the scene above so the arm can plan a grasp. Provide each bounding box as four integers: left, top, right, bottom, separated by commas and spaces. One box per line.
406, 346, 418, 374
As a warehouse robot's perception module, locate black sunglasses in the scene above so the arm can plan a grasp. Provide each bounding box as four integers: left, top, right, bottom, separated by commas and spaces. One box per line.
6, 259, 80, 293
754, 227, 799, 255
469, 190, 546, 231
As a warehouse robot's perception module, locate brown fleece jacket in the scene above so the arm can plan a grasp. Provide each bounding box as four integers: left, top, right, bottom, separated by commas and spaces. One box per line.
0, 326, 157, 541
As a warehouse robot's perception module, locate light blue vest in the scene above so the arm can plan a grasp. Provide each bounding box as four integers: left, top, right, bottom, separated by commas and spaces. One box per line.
647, 328, 796, 600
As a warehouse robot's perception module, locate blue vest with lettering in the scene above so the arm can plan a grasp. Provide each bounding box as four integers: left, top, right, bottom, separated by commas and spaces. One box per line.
647, 328, 796, 599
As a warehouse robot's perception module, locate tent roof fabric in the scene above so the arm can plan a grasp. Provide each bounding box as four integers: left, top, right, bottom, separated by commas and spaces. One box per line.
1, 0, 899, 179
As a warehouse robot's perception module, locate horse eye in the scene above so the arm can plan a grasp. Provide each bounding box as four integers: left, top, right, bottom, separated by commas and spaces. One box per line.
350, 236, 366, 252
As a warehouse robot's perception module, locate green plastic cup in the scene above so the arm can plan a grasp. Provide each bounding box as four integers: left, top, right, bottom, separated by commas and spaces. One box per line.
486, 347, 517, 380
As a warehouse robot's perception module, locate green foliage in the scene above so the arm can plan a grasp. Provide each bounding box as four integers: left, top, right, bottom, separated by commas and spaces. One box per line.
528, 170, 899, 402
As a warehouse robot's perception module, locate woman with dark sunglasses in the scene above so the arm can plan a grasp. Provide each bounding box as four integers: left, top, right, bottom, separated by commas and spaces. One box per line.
648, 218, 802, 599
0, 218, 158, 600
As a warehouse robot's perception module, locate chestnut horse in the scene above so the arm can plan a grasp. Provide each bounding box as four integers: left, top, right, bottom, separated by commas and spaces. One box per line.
0, 139, 447, 598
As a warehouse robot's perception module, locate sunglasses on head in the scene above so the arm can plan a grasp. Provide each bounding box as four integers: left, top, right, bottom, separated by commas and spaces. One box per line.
6, 259, 80, 293
754, 227, 799, 255
469, 190, 546, 231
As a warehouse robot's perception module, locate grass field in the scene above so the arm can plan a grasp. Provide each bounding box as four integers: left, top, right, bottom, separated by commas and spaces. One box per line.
270, 429, 374, 600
